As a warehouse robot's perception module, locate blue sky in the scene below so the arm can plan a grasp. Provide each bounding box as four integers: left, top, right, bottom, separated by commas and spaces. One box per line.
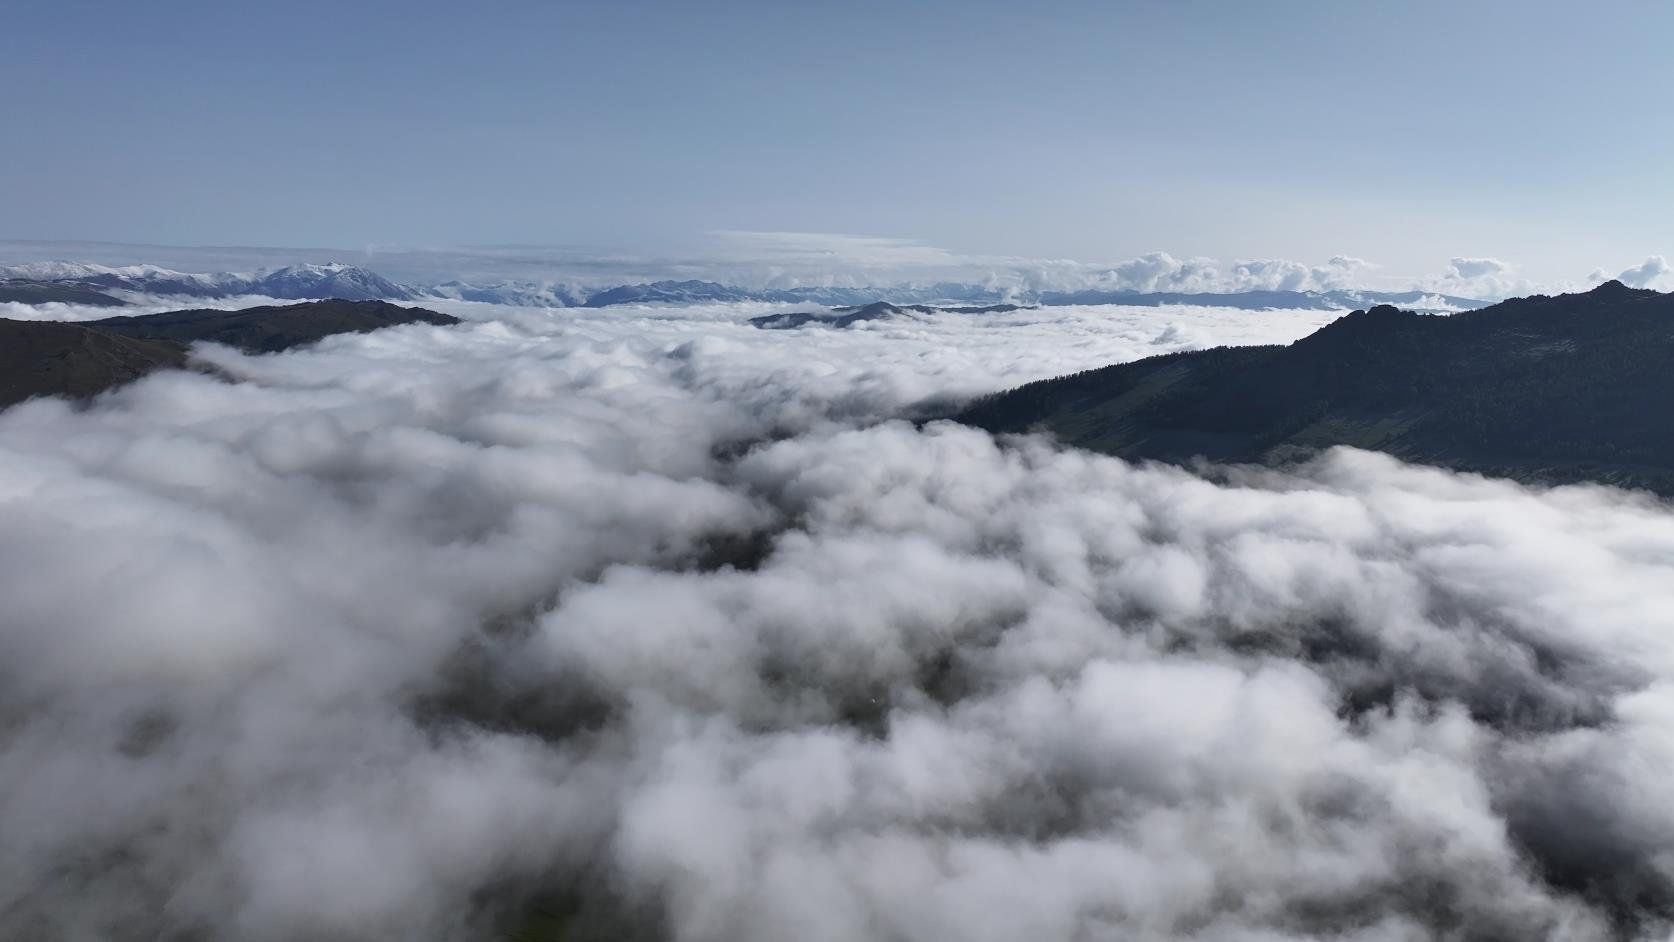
4, 0, 1671, 287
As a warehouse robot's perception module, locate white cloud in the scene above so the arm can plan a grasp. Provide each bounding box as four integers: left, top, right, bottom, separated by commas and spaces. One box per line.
1235, 253, 1373, 292
1616, 255, 1670, 288
1081, 252, 1377, 295
1422, 256, 1542, 300
1102, 251, 1215, 292
1447, 256, 1512, 280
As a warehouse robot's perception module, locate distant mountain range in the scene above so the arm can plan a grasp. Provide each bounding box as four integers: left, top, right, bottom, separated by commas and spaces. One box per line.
1, 261, 1492, 312
0, 300, 458, 408
0, 262, 416, 304
956, 281, 1674, 493
580, 280, 1487, 312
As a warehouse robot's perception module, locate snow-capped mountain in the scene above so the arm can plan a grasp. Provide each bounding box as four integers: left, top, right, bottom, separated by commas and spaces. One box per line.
249, 263, 415, 301
0, 261, 416, 302
0, 262, 243, 298
0, 260, 1493, 313
419, 280, 591, 307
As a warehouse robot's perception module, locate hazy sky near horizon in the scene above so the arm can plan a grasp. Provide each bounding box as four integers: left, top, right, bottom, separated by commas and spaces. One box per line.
5, 0, 1671, 285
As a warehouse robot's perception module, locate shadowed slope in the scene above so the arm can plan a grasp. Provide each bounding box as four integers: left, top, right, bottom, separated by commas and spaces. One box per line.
957, 281, 1674, 492
1, 300, 460, 407
87, 299, 458, 353
0, 279, 128, 307
0, 320, 188, 406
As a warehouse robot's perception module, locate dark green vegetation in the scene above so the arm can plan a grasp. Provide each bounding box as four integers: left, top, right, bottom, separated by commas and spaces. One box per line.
749, 300, 1030, 329
957, 281, 1674, 493
0, 278, 128, 307
88, 299, 458, 352
751, 301, 911, 329
0, 320, 189, 407
0, 300, 460, 408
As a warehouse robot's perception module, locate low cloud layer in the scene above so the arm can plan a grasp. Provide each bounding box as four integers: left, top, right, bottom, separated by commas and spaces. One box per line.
0, 292, 304, 323
2, 298, 1673, 941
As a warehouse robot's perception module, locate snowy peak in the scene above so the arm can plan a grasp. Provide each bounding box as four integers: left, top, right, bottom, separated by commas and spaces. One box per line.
420, 280, 590, 307
0, 261, 240, 297
0, 260, 416, 302
248, 263, 416, 301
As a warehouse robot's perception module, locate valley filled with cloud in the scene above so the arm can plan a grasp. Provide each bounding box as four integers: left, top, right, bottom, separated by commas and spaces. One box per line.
3, 298, 1673, 941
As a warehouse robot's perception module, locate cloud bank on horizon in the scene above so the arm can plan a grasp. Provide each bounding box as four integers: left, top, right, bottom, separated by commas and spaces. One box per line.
4, 235, 1670, 301
3, 297, 1674, 940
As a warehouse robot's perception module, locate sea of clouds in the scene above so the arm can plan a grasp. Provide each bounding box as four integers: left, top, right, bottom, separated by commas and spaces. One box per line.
2, 298, 1673, 941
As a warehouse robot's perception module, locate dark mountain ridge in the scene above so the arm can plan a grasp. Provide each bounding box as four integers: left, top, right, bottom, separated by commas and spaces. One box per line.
749, 301, 1031, 330
0, 279, 128, 307
0, 320, 189, 407
0, 300, 459, 408
87, 299, 457, 352
750, 301, 921, 330
956, 281, 1674, 493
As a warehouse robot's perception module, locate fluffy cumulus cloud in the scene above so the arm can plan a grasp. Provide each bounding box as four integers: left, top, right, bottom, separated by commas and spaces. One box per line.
1423, 256, 1541, 300
1088, 252, 1372, 295
688, 238, 1380, 297
1447, 257, 1511, 280
1102, 251, 1216, 292
2, 297, 1674, 941
1233, 253, 1372, 292
1614, 255, 1671, 289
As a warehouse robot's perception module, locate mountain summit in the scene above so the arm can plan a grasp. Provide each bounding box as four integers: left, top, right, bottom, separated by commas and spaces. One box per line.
956, 283, 1674, 492
247, 263, 416, 301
